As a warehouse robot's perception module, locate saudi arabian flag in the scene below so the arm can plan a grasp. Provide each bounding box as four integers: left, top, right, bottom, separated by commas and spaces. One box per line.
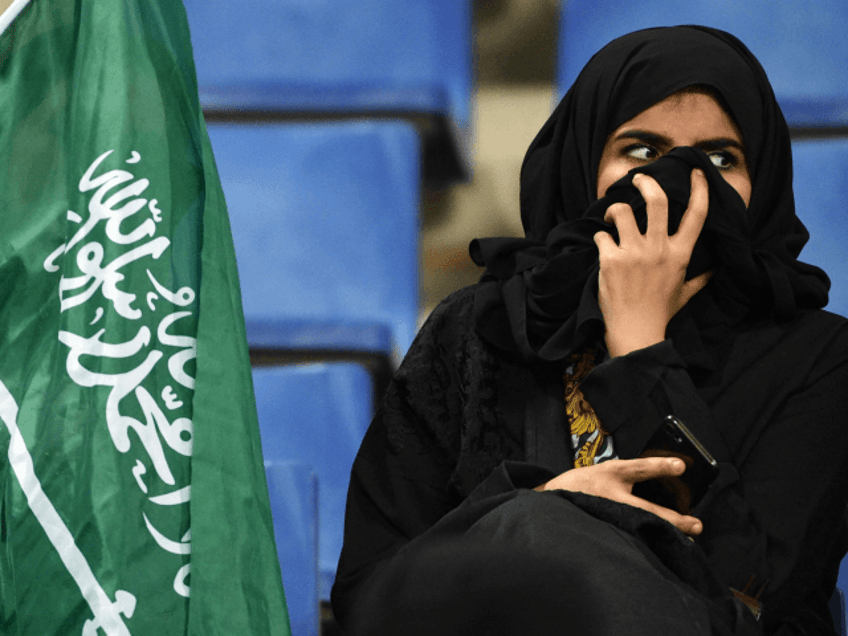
0, 0, 291, 633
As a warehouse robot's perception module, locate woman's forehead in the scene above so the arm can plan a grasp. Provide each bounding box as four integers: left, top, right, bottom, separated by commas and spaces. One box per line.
609, 89, 744, 146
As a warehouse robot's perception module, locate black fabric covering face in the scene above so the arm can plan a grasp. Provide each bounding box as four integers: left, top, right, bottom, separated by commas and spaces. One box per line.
470, 25, 830, 363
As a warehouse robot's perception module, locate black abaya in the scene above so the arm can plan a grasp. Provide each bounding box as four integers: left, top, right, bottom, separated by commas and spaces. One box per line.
333, 286, 848, 635
332, 26, 848, 636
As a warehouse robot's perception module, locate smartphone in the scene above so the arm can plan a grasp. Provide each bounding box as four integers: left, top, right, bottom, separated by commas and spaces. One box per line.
631, 415, 719, 514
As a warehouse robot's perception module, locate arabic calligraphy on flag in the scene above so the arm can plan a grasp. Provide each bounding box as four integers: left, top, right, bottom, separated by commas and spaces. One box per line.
0, 0, 291, 633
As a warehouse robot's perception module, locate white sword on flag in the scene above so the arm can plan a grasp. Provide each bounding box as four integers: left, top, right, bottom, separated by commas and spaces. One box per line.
0, 380, 135, 635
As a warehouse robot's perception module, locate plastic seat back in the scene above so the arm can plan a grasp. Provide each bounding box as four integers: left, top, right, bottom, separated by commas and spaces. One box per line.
557, 0, 848, 127
792, 139, 848, 318
254, 363, 372, 600
264, 460, 319, 636
184, 0, 471, 180
207, 120, 420, 358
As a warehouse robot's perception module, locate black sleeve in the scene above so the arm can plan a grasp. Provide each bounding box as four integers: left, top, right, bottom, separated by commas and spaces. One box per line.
580, 331, 848, 634
330, 289, 471, 626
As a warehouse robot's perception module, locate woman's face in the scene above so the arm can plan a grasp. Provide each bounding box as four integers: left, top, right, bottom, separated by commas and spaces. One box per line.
595, 90, 752, 207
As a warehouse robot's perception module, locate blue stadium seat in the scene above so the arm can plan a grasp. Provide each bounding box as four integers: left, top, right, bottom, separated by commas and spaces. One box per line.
792, 139, 848, 318
206, 120, 420, 368
557, 0, 848, 128
184, 0, 472, 182
254, 363, 373, 601
264, 460, 319, 636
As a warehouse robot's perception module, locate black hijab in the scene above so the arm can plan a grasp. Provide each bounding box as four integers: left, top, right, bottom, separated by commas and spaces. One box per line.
469, 25, 830, 365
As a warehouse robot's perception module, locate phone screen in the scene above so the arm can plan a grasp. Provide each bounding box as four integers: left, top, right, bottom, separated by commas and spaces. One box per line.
631, 416, 719, 514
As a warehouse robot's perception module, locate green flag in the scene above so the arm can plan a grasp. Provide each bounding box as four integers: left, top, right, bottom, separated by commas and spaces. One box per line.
0, 0, 291, 633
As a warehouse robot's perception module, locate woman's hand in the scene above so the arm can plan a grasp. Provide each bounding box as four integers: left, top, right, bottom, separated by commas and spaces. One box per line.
593, 169, 712, 358
535, 457, 703, 536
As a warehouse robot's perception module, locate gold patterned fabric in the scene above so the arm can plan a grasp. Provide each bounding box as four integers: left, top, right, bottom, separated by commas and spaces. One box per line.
565, 349, 617, 467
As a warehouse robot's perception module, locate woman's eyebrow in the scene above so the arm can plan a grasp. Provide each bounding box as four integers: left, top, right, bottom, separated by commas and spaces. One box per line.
614, 130, 746, 154
696, 138, 746, 153
613, 130, 671, 147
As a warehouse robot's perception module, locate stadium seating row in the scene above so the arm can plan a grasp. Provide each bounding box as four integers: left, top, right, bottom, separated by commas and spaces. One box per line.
183, 0, 472, 185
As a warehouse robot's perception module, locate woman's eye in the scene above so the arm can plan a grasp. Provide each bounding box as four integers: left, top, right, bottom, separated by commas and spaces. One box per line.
625, 145, 658, 161
708, 151, 736, 170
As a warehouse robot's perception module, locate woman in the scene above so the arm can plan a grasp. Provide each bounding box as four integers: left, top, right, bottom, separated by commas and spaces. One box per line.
331, 26, 848, 635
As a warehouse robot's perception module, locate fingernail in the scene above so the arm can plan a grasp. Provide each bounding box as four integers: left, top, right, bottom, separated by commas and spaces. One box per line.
693, 168, 704, 178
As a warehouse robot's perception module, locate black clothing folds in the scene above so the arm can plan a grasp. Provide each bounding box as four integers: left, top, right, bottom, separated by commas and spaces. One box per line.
332, 25, 848, 636
333, 288, 848, 635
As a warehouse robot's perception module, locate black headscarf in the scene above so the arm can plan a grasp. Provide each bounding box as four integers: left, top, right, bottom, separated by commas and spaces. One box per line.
470, 25, 830, 365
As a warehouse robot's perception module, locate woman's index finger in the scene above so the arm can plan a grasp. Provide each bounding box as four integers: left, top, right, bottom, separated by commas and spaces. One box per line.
676, 168, 710, 247
632, 173, 670, 241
